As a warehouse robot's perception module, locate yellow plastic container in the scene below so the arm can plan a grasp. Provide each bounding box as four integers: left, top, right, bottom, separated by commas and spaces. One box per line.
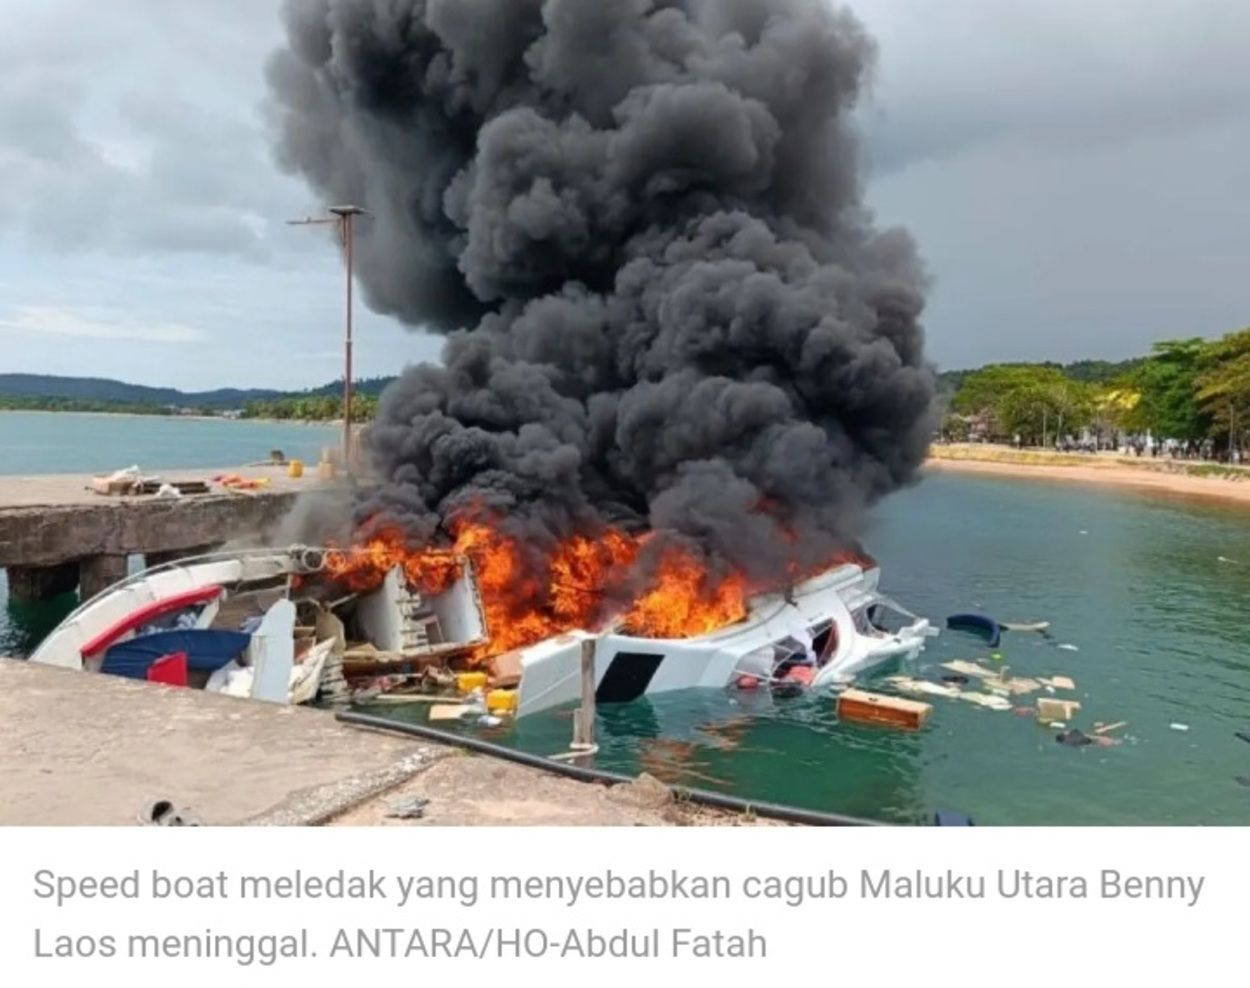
288, 459, 305, 478
486, 689, 518, 714
456, 672, 489, 693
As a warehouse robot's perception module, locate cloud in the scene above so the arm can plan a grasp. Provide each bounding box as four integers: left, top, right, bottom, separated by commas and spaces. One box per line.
0, 305, 205, 344
0, 0, 304, 261
860, 0, 1250, 176
0, 0, 1246, 387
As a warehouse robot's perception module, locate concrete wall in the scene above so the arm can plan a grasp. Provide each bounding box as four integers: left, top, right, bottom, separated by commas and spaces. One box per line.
0, 492, 299, 570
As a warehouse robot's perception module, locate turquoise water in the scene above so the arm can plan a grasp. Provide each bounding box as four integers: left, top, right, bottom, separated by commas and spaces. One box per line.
0, 411, 336, 475
4, 412, 1249, 823
372, 473, 1250, 825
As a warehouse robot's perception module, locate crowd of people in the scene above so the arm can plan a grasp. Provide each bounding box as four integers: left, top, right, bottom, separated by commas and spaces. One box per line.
1020, 434, 1243, 464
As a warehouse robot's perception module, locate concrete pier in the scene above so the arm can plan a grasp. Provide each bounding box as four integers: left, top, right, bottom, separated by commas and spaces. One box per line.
0, 660, 772, 827
0, 464, 331, 602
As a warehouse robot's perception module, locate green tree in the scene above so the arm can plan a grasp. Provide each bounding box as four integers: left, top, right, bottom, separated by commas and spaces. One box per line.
1122, 338, 1208, 440
951, 364, 1090, 443
1195, 329, 1250, 452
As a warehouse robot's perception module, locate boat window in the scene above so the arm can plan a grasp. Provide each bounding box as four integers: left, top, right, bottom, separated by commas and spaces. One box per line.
816, 623, 839, 665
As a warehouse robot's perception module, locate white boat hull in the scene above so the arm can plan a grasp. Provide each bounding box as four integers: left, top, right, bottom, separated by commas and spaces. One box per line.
514, 564, 933, 717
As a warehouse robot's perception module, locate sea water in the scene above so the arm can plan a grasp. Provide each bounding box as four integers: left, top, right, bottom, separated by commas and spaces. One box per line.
0, 410, 336, 475
372, 472, 1250, 825
5, 412, 1250, 824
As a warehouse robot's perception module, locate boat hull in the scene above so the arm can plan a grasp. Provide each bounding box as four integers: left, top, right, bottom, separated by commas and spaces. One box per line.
514, 564, 932, 717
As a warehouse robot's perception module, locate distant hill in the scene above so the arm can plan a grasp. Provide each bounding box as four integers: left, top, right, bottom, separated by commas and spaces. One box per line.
0, 374, 283, 409
302, 376, 397, 399
0, 373, 399, 410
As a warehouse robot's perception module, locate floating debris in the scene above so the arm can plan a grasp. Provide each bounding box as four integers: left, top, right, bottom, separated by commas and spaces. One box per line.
1037, 697, 1082, 721
429, 704, 474, 722
941, 660, 1000, 681
1094, 721, 1127, 735
999, 677, 1043, 696
946, 613, 1002, 648
1057, 729, 1094, 748
885, 675, 961, 699
1000, 620, 1052, 632
1038, 675, 1076, 691
1057, 729, 1119, 749
1170, 723, 1190, 732
959, 692, 1014, 712
838, 689, 933, 730
1056, 643, 1080, 652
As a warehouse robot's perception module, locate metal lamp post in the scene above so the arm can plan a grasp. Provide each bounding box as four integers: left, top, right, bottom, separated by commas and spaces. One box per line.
288, 205, 367, 469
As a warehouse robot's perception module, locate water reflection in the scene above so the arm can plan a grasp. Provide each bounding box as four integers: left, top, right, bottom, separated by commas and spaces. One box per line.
1, 588, 77, 657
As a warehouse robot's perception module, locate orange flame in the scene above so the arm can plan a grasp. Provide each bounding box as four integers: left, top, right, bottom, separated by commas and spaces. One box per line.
317, 512, 870, 661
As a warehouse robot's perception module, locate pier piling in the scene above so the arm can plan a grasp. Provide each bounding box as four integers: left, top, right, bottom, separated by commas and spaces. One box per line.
78, 554, 128, 603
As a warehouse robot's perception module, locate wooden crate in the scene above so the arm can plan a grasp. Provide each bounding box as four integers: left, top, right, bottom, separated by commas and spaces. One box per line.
837, 689, 932, 731
1036, 697, 1082, 722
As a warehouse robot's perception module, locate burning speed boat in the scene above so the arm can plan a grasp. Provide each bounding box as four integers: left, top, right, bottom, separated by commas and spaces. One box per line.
28, 535, 932, 716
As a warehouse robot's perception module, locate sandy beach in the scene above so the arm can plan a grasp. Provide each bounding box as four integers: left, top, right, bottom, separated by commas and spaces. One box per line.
927, 445, 1250, 507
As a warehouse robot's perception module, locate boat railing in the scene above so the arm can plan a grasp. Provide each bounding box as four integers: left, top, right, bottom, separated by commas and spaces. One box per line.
61, 545, 331, 628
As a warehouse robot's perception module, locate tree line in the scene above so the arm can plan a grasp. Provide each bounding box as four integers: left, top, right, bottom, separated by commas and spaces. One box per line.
0, 396, 178, 416
942, 328, 1250, 456
240, 392, 379, 422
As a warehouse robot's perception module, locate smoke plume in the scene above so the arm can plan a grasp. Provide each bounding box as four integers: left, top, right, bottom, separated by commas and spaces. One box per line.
267, 0, 935, 585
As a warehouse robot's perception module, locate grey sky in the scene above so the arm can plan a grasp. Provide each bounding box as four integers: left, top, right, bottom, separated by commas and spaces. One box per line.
0, 0, 1246, 390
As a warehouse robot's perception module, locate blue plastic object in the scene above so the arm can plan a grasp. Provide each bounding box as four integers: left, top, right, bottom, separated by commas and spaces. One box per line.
945, 613, 1002, 649
101, 630, 251, 679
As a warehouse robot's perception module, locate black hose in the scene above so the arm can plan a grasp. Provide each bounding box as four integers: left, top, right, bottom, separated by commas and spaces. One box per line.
336, 710, 888, 827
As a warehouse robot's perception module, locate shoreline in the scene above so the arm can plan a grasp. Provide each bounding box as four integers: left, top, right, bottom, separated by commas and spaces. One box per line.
0, 408, 341, 427
927, 445, 1250, 507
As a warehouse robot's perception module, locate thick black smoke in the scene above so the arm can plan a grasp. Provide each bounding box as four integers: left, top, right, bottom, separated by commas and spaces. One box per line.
267, 0, 935, 583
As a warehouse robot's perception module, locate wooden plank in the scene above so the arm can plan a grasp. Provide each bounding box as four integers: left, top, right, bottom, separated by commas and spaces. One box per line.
360, 695, 465, 706
574, 637, 597, 749
941, 659, 999, 681
429, 704, 470, 722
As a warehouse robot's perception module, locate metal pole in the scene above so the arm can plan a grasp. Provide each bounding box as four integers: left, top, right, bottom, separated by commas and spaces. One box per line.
573, 637, 597, 756
343, 211, 354, 470
292, 206, 366, 473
